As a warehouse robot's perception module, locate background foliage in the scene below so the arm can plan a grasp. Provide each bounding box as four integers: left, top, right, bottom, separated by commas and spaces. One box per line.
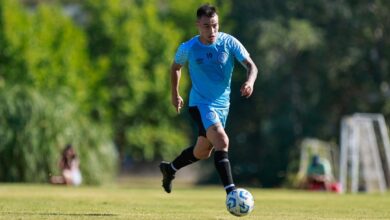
0, 85, 116, 184
226, 0, 390, 186
0, 0, 389, 186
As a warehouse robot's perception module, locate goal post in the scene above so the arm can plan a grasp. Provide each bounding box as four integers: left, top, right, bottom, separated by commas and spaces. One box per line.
339, 113, 390, 193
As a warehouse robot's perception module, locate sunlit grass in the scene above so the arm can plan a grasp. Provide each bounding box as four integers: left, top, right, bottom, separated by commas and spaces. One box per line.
0, 178, 389, 219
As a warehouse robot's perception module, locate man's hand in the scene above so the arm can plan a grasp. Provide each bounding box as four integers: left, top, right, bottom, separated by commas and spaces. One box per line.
240, 81, 254, 98
172, 95, 184, 113
240, 57, 257, 98
171, 62, 184, 113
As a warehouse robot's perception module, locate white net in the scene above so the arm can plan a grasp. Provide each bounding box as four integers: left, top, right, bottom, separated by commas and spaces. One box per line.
339, 113, 390, 193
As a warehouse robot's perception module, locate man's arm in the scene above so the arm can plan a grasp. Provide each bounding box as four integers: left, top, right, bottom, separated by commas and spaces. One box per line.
240, 56, 258, 98
171, 62, 184, 113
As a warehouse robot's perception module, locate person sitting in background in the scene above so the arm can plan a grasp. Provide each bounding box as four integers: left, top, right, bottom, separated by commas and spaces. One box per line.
305, 155, 330, 191
50, 144, 82, 186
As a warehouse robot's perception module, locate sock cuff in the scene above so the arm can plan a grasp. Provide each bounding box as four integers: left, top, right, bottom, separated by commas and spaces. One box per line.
224, 184, 235, 190
214, 150, 228, 161
170, 163, 178, 172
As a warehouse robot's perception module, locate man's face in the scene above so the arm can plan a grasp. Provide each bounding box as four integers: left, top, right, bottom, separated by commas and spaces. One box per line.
197, 14, 219, 45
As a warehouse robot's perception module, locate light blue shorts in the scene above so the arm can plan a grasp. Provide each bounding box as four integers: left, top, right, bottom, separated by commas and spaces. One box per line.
196, 104, 229, 130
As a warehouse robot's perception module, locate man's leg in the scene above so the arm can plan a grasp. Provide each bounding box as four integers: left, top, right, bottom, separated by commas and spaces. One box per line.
207, 123, 236, 194
159, 145, 197, 193
160, 137, 212, 193
160, 106, 213, 193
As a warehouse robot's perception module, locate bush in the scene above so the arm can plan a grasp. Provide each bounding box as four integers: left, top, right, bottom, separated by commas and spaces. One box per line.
0, 85, 117, 184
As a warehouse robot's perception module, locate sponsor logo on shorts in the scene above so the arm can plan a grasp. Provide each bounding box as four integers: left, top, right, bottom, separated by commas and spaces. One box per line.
206, 111, 217, 120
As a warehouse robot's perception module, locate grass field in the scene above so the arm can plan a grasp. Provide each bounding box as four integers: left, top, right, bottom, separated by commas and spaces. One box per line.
0, 178, 389, 220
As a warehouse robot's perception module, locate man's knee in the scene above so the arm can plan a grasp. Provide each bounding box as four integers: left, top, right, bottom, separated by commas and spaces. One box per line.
207, 124, 229, 151
219, 135, 229, 150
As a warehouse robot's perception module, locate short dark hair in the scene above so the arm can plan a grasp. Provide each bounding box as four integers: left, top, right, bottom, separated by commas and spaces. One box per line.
196, 4, 217, 19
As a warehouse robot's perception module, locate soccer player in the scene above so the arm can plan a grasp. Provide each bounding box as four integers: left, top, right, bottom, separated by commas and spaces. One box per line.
160, 4, 258, 195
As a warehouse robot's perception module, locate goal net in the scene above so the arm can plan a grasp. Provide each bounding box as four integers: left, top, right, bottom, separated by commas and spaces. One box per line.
339, 113, 390, 193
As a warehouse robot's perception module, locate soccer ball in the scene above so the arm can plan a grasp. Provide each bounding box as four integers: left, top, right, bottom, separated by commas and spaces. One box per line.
226, 188, 254, 216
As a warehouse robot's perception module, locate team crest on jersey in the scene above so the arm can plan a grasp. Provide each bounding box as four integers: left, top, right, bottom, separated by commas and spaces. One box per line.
206, 111, 217, 121
218, 52, 228, 63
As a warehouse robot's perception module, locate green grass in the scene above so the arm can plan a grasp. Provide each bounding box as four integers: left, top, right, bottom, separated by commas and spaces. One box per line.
0, 178, 389, 219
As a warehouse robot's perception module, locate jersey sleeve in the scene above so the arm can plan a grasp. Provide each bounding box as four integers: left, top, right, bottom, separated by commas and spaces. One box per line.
174, 42, 189, 65
229, 36, 250, 62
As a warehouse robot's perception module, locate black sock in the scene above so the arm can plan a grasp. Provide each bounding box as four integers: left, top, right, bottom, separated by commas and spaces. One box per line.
171, 145, 199, 173
214, 150, 236, 194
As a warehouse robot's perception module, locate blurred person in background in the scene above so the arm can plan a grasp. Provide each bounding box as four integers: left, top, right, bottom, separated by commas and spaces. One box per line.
159, 3, 258, 195
305, 155, 331, 191
50, 144, 82, 186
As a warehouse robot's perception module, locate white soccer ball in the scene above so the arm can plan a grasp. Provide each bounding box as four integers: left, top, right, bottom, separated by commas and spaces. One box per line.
226, 188, 255, 216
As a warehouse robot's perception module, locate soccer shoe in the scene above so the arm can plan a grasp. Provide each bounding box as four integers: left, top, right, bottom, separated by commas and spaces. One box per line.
159, 161, 175, 193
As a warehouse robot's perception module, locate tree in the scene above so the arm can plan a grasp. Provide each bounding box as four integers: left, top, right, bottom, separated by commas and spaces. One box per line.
81, 0, 191, 164
0, 0, 116, 184
225, 0, 390, 187
0, 85, 117, 184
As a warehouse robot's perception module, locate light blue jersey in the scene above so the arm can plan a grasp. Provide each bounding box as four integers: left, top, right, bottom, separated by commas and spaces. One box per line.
174, 32, 249, 108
